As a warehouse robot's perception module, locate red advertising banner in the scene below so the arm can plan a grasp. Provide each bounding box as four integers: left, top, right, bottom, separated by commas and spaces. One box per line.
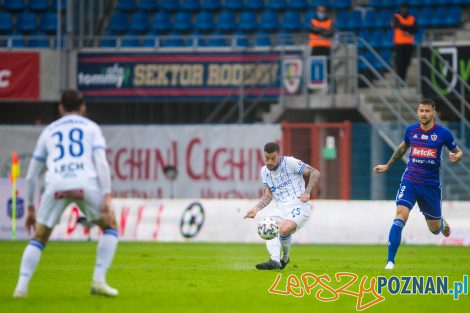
0, 52, 40, 100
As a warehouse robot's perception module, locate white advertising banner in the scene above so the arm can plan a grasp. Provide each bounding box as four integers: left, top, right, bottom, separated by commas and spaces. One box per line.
0, 125, 281, 199
2, 190, 469, 245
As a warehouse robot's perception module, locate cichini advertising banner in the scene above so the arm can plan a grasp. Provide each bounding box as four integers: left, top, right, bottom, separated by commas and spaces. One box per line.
0, 125, 281, 199
0, 52, 40, 100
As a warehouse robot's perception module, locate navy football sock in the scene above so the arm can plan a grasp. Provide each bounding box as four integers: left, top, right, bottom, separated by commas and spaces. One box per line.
387, 219, 405, 263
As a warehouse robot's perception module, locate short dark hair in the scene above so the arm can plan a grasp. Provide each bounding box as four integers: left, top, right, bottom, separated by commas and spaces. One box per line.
418, 98, 436, 110
61, 89, 84, 112
264, 142, 280, 153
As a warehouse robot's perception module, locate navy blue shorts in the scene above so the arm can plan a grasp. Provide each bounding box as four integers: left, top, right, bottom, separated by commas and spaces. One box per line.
395, 180, 442, 220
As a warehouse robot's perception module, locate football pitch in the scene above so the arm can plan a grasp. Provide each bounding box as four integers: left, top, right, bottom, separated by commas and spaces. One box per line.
0, 242, 468, 313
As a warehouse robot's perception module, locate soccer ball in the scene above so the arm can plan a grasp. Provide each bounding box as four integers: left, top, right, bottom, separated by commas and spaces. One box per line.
257, 218, 279, 240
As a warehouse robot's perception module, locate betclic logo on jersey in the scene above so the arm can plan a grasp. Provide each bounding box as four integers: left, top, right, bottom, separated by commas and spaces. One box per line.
411, 147, 437, 158
268, 273, 469, 311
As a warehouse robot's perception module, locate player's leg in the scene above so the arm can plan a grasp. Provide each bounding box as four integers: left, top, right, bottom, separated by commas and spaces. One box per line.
84, 190, 119, 296
417, 185, 450, 237
256, 216, 282, 270
386, 182, 415, 269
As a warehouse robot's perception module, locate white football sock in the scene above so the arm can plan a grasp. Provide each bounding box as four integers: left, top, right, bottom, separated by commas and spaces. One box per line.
280, 234, 292, 261
266, 237, 281, 262
93, 229, 118, 283
15, 240, 44, 293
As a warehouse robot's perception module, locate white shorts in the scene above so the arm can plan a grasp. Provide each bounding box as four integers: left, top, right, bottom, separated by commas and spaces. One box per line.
269, 201, 313, 232
37, 186, 104, 229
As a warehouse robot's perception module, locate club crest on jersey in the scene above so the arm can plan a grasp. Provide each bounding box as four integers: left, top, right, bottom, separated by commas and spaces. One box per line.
413, 134, 418, 139
421, 134, 429, 140
431, 134, 437, 141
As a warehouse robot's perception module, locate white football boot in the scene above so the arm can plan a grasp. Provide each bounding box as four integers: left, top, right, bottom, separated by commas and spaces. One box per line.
13, 289, 28, 299
90, 281, 119, 297
384, 261, 395, 270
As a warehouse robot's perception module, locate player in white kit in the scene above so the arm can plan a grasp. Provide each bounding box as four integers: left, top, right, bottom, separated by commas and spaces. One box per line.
13, 90, 119, 298
245, 142, 320, 270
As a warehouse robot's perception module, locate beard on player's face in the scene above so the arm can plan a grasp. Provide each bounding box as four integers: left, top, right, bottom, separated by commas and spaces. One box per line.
265, 152, 280, 171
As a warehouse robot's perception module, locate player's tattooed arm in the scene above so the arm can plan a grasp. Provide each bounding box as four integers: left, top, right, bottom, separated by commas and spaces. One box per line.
299, 165, 320, 202
373, 141, 409, 173
449, 146, 463, 163
244, 187, 272, 219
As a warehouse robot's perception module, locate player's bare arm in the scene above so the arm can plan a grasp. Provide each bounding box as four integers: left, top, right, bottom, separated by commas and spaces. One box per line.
298, 165, 320, 202
24, 205, 36, 234
373, 141, 410, 173
449, 146, 463, 163
244, 187, 272, 219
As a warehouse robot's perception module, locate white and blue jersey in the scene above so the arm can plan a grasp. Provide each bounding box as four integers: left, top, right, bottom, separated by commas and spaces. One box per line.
32, 114, 106, 191
260, 156, 307, 203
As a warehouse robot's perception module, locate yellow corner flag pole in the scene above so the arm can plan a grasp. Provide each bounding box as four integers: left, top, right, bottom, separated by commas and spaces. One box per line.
10, 152, 20, 241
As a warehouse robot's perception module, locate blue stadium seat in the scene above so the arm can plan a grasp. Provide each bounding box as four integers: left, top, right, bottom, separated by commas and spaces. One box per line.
276, 32, 293, 45
29, 0, 49, 11
335, 11, 350, 31
361, 10, 376, 29
173, 12, 193, 32
121, 33, 141, 47
238, 11, 258, 32
189, 31, 206, 46
303, 11, 316, 30
139, 0, 159, 11
246, 0, 264, 11
382, 29, 394, 49
194, 11, 215, 32
254, 32, 271, 46
233, 32, 250, 47
446, 6, 461, 27
309, 0, 329, 9
161, 0, 180, 11
100, 32, 117, 47
418, 7, 433, 28
143, 32, 160, 47
369, 29, 383, 48
115, 0, 137, 11
225, 0, 245, 10
267, 0, 286, 11
202, 0, 221, 10
217, 10, 237, 32
207, 32, 227, 47
151, 11, 171, 33
331, 0, 351, 10
259, 10, 279, 32
281, 11, 302, 32
376, 10, 392, 28
51, 0, 66, 10
108, 12, 129, 33
40, 13, 58, 33
28, 33, 50, 48
16, 12, 37, 33
348, 10, 362, 31
409, 0, 424, 7
4, 0, 25, 11
6, 33, 26, 48
164, 32, 187, 47
379, 49, 391, 66
181, 0, 200, 11
368, 0, 387, 8
0, 12, 14, 33
290, 0, 308, 10
357, 30, 369, 49
129, 11, 150, 33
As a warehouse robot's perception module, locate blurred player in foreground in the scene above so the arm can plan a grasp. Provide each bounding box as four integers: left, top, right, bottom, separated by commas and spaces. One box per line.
373, 98, 463, 270
13, 90, 119, 298
245, 142, 320, 270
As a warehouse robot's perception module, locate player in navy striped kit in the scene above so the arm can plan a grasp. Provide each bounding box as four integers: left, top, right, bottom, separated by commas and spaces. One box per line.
373, 99, 463, 270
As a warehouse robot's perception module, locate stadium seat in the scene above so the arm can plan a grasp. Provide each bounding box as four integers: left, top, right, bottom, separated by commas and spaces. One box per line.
418, 7, 433, 28
51, 0, 67, 10
376, 10, 393, 28
245, 0, 264, 11
357, 30, 369, 49
254, 32, 271, 46
335, 11, 350, 31
233, 32, 250, 47
28, 33, 50, 48
202, 0, 221, 11
259, 10, 279, 32
446, 6, 461, 27
3, 0, 25, 11
276, 32, 293, 45
379, 49, 391, 66
348, 10, 363, 31
369, 29, 383, 49
188, 31, 206, 46
139, 0, 159, 11
382, 29, 394, 49
40, 13, 58, 33
281, 11, 302, 32
108, 12, 128, 33
225, 0, 245, 10
303, 11, 316, 30
181, 0, 200, 11
161, 0, 180, 11
16, 12, 37, 33
267, 0, 286, 11
290, 0, 308, 11
121, 33, 141, 47
331, 0, 351, 10
164, 32, 187, 47
0, 12, 14, 33
207, 32, 227, 46
217, 10, 237, 32
173, 12, 193, 32
194, 11, 215, 32
151, 11, 171, 33
115, 0, 137, 11
5, 32, 26, 48
238, 11, 258, 32
100, 32, 117, 47
129, 11, 150, 33
309, 0, 329, 9
142, 32, 161, 47
361, 10, 376, 29
29, 0, 49, 11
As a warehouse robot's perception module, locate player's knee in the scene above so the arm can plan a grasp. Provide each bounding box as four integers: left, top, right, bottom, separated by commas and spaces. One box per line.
427, 221, 441, 235
396, 206, 410, 222
279, 223, 295, 237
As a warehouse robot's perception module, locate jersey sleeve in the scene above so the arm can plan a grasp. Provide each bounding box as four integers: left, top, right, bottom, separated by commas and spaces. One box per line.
444, 128, 458, 151
286, 156, 307, 176
260, 168, 269, 187
403, 126, 411, 145
31, 130, 47, 162
92, 125, 107, 151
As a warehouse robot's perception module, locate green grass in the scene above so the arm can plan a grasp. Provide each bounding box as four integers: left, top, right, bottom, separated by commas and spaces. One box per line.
0, 242, 468, 313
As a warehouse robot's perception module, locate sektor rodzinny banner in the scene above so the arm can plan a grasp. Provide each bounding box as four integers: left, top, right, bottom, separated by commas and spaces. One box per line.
76, 51, 303, 100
